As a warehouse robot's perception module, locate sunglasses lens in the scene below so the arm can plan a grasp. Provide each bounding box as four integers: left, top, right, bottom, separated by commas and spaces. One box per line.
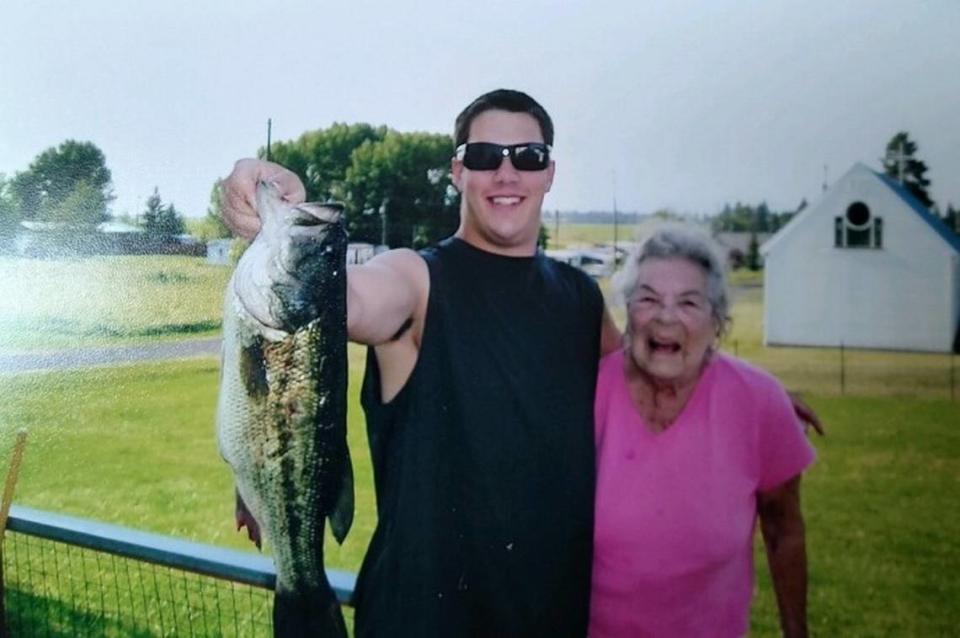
512, 144, 550, 171
462, 143, 505, 170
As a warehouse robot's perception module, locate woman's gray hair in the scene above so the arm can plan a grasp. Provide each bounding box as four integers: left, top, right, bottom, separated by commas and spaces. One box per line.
612, 223, 731, 337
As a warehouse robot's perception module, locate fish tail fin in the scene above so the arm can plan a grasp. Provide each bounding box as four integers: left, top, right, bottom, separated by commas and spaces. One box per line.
273, 586, 347, 638
329, 447, 354, 545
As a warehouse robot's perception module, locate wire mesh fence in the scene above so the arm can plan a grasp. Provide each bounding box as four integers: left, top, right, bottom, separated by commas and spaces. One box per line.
722, 341, 959, 400
1, 506, 355, 637
3, 533, 271, 636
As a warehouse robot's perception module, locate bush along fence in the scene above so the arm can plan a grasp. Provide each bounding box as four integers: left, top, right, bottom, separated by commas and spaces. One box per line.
1, 506, 356, 636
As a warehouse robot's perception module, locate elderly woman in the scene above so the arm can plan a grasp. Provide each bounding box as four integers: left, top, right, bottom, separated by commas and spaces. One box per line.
589, 226, 814, 638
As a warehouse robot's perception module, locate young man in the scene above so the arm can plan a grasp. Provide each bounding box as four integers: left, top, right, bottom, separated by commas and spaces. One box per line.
222, 89, 619, 637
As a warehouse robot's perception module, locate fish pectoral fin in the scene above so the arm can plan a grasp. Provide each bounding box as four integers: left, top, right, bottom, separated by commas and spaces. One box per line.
235, 489, 263, 550
239, 338, 269, 398
328, 449, 354, 545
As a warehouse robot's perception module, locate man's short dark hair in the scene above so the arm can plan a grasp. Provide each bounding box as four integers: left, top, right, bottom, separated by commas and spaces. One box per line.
454, 89, 554, 148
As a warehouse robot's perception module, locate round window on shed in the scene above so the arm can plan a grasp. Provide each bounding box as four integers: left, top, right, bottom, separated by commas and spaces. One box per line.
846, 202, 871, 227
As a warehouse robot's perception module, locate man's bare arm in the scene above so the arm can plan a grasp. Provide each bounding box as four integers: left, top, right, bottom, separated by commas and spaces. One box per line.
347, 249, 428, 346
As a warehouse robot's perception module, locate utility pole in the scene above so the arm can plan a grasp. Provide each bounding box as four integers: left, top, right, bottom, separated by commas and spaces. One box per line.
266, 119, 272, 161
612, 170, 619, 264
379, 198, 388, 247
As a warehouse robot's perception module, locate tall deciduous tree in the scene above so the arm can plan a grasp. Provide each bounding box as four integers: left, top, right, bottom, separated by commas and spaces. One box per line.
342, 131, 458, 248
49, 180, 109, 226
247, 123, 460, 248
265, 123, 388, 202
9, 140, 114, 224
881, 131, 934, 209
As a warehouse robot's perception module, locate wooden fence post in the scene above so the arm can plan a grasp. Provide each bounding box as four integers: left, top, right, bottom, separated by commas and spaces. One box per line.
840, 342, 846, 396
0, 429, 29, 633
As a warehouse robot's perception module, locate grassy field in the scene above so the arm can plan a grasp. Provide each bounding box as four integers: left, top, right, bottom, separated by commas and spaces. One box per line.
0, 255, 231, 350
2, 358, 957, 635
1, 250, 959, 634
547, 221, 646, 248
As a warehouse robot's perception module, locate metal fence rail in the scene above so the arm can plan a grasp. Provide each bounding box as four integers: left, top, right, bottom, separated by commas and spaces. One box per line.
2, 505, 356, 636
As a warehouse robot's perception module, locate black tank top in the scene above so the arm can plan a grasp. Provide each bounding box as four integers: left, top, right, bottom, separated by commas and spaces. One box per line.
355, 238, 603, 637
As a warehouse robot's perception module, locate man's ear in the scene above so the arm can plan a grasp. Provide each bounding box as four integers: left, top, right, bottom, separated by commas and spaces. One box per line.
451, 158, 463, 193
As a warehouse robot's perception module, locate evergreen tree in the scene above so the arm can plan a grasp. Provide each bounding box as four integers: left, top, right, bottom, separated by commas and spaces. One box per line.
158, 203, 185, 236
881, 132, 934, 208
944, 204, 960, 237
746, 231, 760, 271
142, 187, 163, 232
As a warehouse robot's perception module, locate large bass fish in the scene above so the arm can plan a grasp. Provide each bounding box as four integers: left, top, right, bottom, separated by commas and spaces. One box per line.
217, 181, 353, 637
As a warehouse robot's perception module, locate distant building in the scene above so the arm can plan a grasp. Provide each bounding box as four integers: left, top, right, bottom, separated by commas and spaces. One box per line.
762, 163, 960, 353
207, 239, 234, 265
14, 220, 203, 258
347, 242, 376, 265
545, 247, 614, 278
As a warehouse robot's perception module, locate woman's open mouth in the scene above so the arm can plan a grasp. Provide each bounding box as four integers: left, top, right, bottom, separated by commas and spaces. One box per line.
648, 338, 682, 354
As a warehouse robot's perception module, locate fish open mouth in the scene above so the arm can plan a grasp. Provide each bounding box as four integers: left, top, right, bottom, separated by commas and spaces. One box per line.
292, 203, 342, 226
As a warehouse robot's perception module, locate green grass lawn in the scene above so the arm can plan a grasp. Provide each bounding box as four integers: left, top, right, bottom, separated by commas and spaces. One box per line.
0, 345, 374, 571
546, 221, 645, 248
0, 255, 232, 350
2, 358, 957, 635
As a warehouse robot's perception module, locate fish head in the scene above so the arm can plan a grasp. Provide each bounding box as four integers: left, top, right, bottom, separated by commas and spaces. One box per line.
233, 180, 346, 334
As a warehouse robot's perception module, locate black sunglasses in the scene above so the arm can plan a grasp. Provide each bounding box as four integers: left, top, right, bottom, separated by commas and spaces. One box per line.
455, 142, 552, 171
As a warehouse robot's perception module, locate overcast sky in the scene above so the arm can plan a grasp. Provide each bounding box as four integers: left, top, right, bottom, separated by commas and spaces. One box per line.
2, 0, 957, 219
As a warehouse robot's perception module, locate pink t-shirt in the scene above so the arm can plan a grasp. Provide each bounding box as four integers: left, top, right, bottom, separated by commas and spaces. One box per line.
589, 349, 815, 638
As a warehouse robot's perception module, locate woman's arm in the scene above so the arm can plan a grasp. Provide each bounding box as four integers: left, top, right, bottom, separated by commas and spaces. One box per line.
758, 474, 808, 638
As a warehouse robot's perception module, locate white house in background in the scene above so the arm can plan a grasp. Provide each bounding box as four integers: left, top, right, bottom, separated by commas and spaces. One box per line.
761, 163, 960, 353
207, 239, 233, 265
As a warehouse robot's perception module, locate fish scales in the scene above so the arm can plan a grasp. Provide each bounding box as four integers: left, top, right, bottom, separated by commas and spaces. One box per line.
217, 181, 353, 637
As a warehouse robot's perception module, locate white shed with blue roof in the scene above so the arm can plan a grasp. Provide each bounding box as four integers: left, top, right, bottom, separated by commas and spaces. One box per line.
761, 162, 960, 353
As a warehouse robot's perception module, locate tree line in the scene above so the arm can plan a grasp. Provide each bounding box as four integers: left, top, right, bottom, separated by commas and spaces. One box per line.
259, 122, 459, 248
2, 130, 956, 255
0, 140, 189, 251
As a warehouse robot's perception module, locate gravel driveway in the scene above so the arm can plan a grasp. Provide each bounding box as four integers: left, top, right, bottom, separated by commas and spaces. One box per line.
0, 338, 221, 374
